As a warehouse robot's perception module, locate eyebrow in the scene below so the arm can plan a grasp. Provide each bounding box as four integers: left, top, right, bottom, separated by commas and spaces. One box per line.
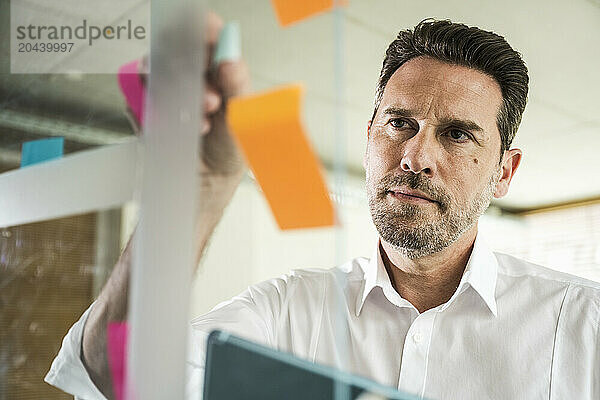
382, 106, 485, 134
382, 107, 416, 119
438, 117, 484, 134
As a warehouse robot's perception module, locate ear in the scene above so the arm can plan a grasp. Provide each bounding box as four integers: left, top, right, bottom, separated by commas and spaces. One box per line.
494, 148, 522, 198
363, 120, 372, 170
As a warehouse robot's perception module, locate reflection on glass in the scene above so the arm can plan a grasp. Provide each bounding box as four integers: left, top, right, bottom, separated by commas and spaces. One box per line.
0, 209, 121, 399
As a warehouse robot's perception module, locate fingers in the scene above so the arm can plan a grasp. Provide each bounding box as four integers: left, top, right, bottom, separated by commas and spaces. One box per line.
201, 118, 211, 135
206, 11, 224, 45
217, 60, 250, 99
202, 11, 250, 135
202, 78, 224, 137
207, 11, 249, 99
201, 85, 222, 135
205, 11, 224, 68
204, 85, 222, 114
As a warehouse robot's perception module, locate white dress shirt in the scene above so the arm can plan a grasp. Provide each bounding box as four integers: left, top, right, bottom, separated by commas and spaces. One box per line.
46, 233, 600, 399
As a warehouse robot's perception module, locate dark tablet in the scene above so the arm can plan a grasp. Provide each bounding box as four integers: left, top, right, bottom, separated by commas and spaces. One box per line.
203, 330, 421, 400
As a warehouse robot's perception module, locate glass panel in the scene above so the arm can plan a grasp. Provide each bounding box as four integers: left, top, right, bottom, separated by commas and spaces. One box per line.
195, 2, 599, 400
3, 0, 599, 399
1, 0, 143, 398
0, 0, 142, 174
0, 208, 122, 399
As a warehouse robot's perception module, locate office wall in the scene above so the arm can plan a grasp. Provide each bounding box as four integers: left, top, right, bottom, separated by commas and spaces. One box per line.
189, 176, 378, 317
189, 178, 600, 318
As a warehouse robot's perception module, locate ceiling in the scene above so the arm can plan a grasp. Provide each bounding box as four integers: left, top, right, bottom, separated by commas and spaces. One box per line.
1, 0, 599, 211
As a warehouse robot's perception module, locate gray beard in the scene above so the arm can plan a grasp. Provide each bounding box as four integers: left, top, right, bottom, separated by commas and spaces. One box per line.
367, 169, 500, 259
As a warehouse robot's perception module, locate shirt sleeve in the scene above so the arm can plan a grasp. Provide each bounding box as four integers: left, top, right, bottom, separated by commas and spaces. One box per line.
44, 301, 108, 400
45, 276, 290, 400
550, 284, 600, 400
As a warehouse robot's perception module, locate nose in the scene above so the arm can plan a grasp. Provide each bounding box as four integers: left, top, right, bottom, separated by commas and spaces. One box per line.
400, 129, 437, 177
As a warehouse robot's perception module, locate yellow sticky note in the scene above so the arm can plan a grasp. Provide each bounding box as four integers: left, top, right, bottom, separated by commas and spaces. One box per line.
227, 84, 335, 230
271, 0, 337, 27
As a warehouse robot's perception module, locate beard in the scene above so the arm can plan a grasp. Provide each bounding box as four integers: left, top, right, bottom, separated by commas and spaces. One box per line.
367, 168, 501, 259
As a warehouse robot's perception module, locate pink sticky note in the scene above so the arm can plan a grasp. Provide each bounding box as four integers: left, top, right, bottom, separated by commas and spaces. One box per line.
107, 322, 129, 400
118, 60, 146, 126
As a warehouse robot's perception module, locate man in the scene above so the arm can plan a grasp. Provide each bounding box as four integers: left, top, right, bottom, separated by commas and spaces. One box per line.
46, 15, 600, 400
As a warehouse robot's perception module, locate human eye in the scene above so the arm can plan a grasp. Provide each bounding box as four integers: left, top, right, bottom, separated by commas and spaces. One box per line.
444, 128, 471, 142
388, 118, 410, 129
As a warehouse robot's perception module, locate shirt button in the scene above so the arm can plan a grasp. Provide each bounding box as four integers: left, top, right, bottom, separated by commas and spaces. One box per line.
412, 332, 422, 343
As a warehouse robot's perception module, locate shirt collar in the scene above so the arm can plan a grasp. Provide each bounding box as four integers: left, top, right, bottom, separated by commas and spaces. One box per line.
458, 232, 498, 316
356, 232, 498, 317
355, 242, 410, 316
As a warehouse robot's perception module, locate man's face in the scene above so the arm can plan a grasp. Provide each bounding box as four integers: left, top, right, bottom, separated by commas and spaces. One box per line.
365, 56, 517, 258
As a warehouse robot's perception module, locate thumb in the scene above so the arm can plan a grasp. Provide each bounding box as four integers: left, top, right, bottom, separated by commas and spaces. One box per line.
217, 60, 250, 100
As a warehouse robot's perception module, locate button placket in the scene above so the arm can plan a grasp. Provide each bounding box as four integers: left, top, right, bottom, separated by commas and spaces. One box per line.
412, 332, 422, 343
397, 311, 436, 397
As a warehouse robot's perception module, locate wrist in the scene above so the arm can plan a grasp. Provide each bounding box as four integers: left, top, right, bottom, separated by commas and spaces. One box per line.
197, 169, 244, 219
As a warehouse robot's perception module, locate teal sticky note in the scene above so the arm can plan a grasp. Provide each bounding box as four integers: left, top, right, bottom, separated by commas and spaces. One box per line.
21, 137, 64, 167
213, 21, 241, 65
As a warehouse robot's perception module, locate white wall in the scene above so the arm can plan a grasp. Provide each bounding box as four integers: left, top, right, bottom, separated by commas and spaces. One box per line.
189, 175, 378, 317
188, 176, 600, 318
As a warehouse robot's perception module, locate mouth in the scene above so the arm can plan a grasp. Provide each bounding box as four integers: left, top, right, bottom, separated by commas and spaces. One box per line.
386, 188, 437, 204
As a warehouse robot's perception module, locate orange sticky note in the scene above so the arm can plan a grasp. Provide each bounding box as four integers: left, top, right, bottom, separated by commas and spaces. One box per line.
271, 0, 338, 27
227, 84, 335, 230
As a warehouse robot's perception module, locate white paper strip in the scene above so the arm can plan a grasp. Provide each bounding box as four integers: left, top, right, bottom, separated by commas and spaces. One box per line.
0, 140, 138, 228
127, 2, 202, 399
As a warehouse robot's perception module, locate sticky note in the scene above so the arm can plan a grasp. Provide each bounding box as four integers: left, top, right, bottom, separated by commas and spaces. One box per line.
227, 84, 335, 230
118, 60, 146, 126
213, 22, 241, 65
20, 137, 64, 167
107, 322, 129, 400
270, 0, 342, 27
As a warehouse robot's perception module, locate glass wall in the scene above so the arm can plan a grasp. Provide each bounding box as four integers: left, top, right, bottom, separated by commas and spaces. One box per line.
1, 0, 599, 399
